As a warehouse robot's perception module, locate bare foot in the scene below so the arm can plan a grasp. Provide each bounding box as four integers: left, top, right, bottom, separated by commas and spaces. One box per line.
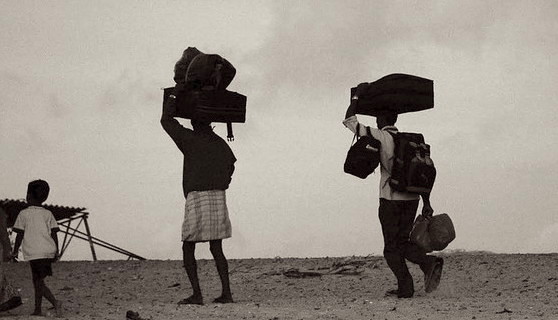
177, 295, 203, 305
31, 310, 43, 316
213, 295, 234, 303
54, 301, 63, 317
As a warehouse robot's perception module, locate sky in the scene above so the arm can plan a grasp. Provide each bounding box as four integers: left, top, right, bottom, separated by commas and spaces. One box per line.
1, 0, 557, 260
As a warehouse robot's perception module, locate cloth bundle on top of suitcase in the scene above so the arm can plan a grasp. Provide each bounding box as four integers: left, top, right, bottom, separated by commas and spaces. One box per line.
351, 73, 434, 117
163, 47, 246, 140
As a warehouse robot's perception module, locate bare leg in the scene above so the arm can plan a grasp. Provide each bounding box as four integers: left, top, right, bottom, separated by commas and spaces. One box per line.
42, 283, 56, 306
209, 240, 233, 303
42, 282, 62, 317
179, 241, 203, 305
31, 277, 43, 316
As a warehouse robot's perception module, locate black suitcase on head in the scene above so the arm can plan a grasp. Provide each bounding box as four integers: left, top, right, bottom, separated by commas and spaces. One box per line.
163, 87, 246, 123
351, 73, 434, 117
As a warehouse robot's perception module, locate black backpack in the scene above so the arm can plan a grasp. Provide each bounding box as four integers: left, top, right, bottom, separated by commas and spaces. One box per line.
389, 132, 436, 194
344, 124, 381, 179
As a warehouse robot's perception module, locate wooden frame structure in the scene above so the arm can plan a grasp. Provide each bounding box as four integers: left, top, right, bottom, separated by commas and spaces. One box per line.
1, 199, 145, 261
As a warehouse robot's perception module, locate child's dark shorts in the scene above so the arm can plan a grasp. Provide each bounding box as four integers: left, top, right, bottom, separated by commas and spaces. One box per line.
29, 259, 54, 280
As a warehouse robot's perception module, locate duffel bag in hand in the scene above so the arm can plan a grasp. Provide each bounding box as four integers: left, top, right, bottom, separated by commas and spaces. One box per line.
410, 213, 456, 252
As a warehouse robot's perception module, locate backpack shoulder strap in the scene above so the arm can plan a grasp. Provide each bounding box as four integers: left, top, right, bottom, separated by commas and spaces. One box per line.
381, 130, 397, 178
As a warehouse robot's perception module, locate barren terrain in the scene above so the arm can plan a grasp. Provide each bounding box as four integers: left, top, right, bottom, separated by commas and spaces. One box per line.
3, 253, 557, 319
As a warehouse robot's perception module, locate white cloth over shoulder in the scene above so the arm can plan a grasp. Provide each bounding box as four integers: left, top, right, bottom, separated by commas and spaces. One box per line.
12, 206, 59, 260
343, 115, 419, 201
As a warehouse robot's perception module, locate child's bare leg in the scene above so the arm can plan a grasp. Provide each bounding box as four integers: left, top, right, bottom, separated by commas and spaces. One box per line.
209, 240, 233, 303
32, 277, 43, 316
42, 282, 63, 317
43, 283, 56, 306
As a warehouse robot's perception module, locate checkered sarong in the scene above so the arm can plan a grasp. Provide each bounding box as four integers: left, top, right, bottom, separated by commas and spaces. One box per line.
182, 190, 232, 242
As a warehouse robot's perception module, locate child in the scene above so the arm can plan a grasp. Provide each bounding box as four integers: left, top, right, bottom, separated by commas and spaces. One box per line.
12, 180, 62, 317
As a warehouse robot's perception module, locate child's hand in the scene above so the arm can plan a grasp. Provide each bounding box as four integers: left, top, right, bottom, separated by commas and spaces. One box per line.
9, 253, 18, 263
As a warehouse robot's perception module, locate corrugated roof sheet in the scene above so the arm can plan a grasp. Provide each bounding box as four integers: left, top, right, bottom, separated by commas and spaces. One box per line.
0, 199, 87, 227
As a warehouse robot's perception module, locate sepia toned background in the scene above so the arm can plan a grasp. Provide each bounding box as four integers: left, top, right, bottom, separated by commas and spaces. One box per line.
1, 0, 557, 260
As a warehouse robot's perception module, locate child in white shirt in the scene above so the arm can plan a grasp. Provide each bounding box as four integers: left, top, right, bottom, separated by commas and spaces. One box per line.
12, 180, 62, 317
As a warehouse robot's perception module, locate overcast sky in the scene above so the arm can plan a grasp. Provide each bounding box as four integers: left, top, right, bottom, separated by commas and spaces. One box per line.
1, 1, 557, 260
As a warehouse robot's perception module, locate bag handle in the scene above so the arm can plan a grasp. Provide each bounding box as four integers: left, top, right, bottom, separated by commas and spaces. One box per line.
350, 123, 359, 147
350, 123, 373, 147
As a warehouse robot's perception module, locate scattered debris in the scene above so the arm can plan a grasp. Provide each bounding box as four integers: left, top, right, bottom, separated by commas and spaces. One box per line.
261, 256, 379, 278
260, 269, 285, 277
283, 268, 322, 278
327, 256, 376, 275
126, 310, 147, 320
495, 308, 512, 314
328, 265, 364, 275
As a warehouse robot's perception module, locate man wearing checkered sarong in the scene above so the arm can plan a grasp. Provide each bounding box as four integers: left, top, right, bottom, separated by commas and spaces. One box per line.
161, 91, 236, 305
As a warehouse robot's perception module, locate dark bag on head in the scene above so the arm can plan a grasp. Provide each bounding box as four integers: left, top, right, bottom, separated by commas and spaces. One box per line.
350, 73, 434, 117
185, 54, 236, 90
410, 213, 456, 252
166, 49, 243, 140
174, 47, 203, 84
344, 124, 381, 179
389, 132, 436, 194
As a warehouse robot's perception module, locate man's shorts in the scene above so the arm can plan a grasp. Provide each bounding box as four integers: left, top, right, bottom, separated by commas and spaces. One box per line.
29, 259, 54, 280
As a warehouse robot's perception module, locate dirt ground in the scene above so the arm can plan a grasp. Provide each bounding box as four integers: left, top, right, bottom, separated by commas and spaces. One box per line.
2, 253, 557, 320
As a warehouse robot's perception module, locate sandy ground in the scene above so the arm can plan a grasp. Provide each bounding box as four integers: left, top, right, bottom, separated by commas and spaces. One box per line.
2, 253, 557, 320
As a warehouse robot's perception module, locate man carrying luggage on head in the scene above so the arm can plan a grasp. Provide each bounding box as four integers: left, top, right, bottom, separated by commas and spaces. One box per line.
343, 84, 443, 298
161, 88, 236, 305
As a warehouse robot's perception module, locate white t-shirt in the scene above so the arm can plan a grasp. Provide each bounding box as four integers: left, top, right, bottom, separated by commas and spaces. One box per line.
343, 115, 419, 201
13, 206, 59, 260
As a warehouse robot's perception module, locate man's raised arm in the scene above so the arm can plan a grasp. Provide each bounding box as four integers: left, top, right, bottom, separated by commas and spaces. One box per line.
160, 93, 194, 150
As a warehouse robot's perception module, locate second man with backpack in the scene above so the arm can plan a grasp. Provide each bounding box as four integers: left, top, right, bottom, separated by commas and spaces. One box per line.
343, 83, 444, 299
